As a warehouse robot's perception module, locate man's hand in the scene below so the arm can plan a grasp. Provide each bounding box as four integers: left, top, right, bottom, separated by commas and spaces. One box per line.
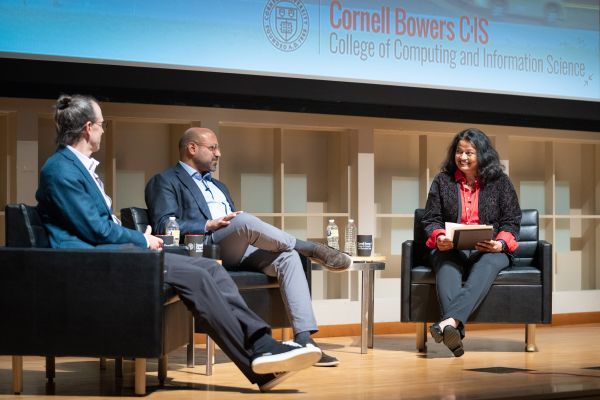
436, 234, 454, 251
205, 211, 243, 232
475, 240, 503, 253
144, 225, 163, 250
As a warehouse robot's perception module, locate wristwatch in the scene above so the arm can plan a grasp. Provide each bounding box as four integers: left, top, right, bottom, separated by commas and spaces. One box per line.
497, 239, 507, 252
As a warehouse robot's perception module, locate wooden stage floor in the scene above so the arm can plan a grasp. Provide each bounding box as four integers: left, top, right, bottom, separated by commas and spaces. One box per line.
1, 323, 599, 399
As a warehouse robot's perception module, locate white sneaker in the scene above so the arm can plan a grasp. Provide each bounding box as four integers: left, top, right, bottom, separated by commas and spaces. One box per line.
258, 371, 297, 392
251, 342, 321, 374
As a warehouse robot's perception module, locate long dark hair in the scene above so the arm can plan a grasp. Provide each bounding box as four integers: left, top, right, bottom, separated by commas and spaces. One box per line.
54, 94, 98, 146
441, 128, 504, 183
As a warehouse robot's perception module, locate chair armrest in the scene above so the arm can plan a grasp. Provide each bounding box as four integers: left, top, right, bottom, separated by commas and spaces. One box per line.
537, 240, 553, 323
0, 247, 166, 358
400, 240, 414, 322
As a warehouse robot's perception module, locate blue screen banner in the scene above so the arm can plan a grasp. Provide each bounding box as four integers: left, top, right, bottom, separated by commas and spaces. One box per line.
0, 0, 598, 101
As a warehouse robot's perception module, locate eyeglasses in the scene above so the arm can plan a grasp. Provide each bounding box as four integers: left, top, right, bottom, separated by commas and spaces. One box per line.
93, 121, 108, 130
191, 142, 219, 153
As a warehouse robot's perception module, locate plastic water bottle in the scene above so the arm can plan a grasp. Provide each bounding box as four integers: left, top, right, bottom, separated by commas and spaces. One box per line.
344, 219, 356, 256
326, 219, 339, 250
165, 216, 180, 246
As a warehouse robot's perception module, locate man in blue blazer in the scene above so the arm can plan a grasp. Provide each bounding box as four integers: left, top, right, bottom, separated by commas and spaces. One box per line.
35, 94, 321, 391
145, 127, 352, 367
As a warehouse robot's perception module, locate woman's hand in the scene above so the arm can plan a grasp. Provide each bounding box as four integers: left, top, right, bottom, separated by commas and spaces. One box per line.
475, 240, 503, 253
436, 235, 454, 251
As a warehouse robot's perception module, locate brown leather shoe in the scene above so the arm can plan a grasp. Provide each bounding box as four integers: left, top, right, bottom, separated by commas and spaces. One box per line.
310, 243, 352, 272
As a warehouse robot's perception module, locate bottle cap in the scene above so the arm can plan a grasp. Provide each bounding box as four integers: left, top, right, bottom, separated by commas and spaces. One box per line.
328, 219, 334, 222
169, 216, 176, 220
349, 219, 354, 222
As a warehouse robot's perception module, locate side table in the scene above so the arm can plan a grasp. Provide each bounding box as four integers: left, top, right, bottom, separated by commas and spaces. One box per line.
312, 255, 386, 353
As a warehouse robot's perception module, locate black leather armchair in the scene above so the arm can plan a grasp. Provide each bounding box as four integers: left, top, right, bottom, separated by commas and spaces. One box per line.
120, 207, 311, 374
401, 209, 552, 352
0, 204, 191, 395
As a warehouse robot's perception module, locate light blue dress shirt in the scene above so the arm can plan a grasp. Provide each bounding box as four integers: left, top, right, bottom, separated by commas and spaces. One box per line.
178, 161, 233, 220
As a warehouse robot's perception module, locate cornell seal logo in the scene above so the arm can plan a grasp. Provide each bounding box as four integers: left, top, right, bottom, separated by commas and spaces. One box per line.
263, 0, 309, 52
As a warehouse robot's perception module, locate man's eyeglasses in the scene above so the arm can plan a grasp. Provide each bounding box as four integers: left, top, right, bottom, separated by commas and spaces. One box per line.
93, 121, 108, 130
191, 142, 219, 153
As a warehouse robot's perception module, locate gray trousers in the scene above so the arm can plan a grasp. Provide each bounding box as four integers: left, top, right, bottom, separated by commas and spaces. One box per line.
210, 212, 318, 335
431, 250, 510, 324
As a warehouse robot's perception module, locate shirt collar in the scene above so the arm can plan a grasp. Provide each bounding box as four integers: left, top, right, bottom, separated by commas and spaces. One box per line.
179, 160, 212, 181
454, 169, 479, 187
67, 145, 99, 174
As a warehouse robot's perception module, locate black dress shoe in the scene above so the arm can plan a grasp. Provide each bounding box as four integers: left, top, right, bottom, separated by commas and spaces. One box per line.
458, 323, 466, 340
429, 323, 444, 343
442, 326, 464, 357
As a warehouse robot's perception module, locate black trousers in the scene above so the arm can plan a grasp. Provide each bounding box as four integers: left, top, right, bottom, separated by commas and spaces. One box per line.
163, 253, 274, 385
430, 250, 510, 325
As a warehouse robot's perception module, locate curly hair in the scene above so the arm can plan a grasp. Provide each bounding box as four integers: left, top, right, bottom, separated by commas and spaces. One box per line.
54, 94, 99, 146
440, 128, 504, 183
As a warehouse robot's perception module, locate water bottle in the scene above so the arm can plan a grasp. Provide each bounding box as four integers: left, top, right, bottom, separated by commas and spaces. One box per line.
344, 219, 357, 256
326, 219, 339, 250
165, 216, 180, 246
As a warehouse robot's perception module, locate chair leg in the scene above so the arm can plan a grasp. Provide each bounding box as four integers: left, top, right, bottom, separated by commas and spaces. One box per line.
115, 357, 123, 379
187, 314, 195, 368
525, 323, 538, 352
205, 335, 215, 376
282, 327, 293, 341
416, 323, 427, 352
134, 358, 146, 396
12, 356, 23, 394
158, 356, 167, 386
45, 356, 55, 381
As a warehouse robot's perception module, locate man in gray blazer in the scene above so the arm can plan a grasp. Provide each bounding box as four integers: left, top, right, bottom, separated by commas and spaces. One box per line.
145, 127, 352, 367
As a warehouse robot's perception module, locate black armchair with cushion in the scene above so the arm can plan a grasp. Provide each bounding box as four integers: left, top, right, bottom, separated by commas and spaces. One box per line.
0, 204, 191, 395
120, 207, 311, 374
401, 208, 552, 352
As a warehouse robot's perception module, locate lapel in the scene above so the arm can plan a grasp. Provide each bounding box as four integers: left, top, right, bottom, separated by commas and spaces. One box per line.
174, 163, 213, 219
58, 147, 112, 216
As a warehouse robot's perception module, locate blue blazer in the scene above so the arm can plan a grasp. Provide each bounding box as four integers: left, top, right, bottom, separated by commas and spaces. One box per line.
35, 146, 146, 249
145, 163, 235, 236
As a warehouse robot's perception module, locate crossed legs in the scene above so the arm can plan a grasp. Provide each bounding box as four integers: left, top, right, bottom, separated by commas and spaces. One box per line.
430, 250, 509, 356
210, 212, 318, 335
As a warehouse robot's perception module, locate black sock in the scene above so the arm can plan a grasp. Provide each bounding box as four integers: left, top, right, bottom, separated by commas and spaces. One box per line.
252, 334, 279, 355
294, 331, 311, 346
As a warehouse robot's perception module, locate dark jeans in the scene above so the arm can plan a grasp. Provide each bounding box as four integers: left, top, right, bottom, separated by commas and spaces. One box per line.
430, 250, 510, 325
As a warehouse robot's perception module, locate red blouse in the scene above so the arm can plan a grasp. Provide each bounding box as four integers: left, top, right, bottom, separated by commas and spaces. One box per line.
425, 170, 518, 252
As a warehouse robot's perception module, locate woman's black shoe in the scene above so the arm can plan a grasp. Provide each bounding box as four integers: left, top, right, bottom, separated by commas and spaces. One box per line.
442, 326, 464, 357
429, 323, 444, 343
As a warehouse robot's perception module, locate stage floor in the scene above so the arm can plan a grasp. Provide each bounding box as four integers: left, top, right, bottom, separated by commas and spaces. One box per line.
1, 323, 599, 399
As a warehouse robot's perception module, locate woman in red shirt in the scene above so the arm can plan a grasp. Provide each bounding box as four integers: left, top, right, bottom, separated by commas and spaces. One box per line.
422, 128, 521, 357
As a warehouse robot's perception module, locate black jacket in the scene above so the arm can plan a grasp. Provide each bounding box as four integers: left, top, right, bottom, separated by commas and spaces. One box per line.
422, 171, 521, 245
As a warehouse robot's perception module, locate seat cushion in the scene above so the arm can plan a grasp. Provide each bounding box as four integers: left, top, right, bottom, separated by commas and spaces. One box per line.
411, 264, 541, 285
229, 271, 280, 290
163, 283, 179, 301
